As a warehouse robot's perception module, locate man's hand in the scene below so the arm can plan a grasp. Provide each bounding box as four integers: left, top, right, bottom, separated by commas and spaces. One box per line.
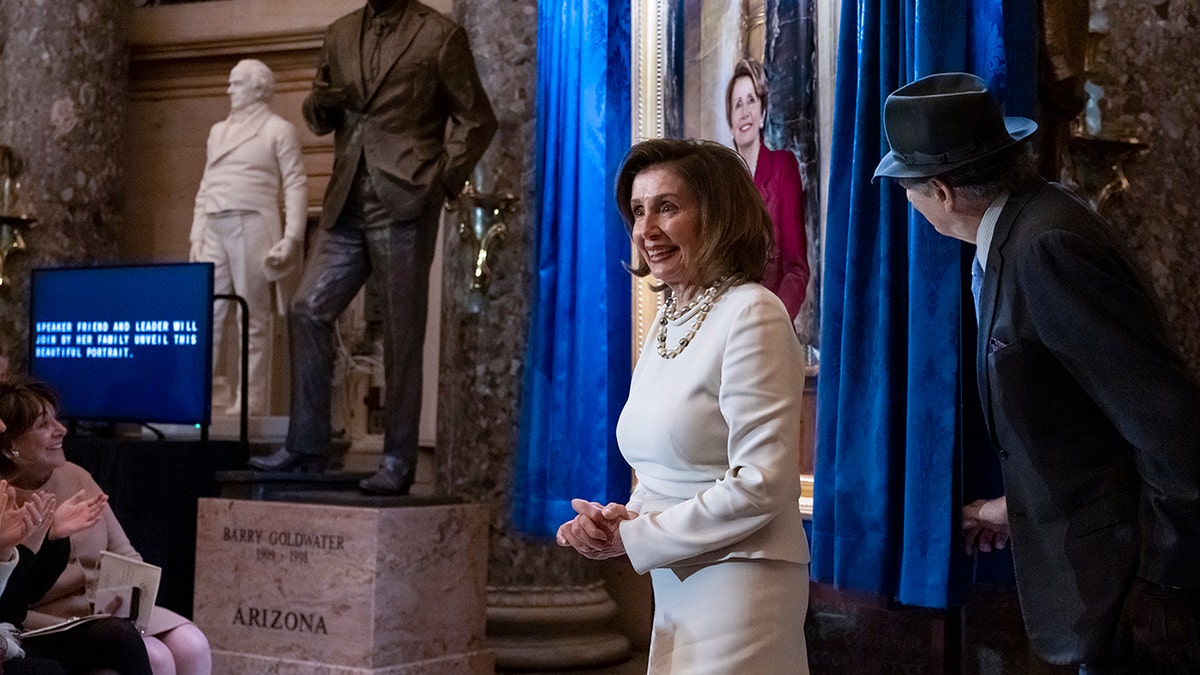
556, 499, 638, 561
963, 496, 1009, 554
264, 237, 298, 271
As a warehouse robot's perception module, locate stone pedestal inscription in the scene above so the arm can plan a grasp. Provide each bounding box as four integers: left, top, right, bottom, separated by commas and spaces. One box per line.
194, 498, 491, 674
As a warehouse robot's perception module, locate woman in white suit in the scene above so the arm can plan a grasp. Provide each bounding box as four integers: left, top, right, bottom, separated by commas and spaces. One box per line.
557, 138, 810, 674
190, 58, 307, 417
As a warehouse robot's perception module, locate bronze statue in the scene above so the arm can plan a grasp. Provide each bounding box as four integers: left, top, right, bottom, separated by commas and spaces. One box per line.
249, 0, 497, 496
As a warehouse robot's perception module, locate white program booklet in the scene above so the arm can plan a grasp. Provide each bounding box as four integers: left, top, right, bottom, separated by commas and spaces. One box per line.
94, 550, 161, 633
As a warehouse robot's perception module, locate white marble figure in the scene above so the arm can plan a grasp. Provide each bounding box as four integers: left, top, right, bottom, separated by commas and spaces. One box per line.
190, 59, 307, 416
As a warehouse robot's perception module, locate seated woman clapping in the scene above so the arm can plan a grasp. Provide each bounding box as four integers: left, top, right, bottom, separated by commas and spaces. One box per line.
0, 466, 152, 673
0, 380, 210, 675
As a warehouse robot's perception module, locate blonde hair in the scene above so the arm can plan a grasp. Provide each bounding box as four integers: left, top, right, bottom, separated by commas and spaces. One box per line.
724, 58, 769, 129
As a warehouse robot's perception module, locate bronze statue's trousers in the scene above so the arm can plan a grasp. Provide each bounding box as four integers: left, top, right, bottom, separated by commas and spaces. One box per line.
285, 164, 440, 474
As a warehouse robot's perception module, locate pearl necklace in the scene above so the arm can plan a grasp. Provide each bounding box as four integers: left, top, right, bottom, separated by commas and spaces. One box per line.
656, 278, 729, 359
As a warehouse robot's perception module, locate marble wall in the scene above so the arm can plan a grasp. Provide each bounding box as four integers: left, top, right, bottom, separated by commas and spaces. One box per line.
437, 0, 598, 589
1088, 1, 1200, 375
0, 0, 127, 368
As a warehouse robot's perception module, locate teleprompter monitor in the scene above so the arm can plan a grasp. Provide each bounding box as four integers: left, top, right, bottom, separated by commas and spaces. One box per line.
29, 262, 214, 425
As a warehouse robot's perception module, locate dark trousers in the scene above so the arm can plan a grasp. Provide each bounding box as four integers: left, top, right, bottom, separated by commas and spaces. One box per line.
286, 164, 440, 471
1079, 582, 1200, 674
22, 616, 152, 674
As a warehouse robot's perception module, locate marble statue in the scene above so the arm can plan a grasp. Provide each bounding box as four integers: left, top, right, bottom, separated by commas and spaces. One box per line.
191, 58, 307, 417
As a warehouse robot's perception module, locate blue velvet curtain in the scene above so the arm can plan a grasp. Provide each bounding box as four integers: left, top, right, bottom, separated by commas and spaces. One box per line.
513, 0, 632, 537
812, 0, 1036, 608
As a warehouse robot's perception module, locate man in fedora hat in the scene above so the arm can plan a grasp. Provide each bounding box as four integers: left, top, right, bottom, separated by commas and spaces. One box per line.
876, 72, 1200, 672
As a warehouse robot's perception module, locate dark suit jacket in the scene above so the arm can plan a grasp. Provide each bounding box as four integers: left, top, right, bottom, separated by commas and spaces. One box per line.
0, 538, 69, 628
977, 179, 1200, 664
303, 0, 497, 227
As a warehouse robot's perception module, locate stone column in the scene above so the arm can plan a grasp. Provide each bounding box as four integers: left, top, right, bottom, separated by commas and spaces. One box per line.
0, 0, 127, 366
1087, 0, 1200, 376
437, 1, 631, 670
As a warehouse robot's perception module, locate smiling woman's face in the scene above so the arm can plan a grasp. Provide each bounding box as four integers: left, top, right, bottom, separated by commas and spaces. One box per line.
729, 76, 764, 151
629, 164, 704, 299
8, 401, 67, 479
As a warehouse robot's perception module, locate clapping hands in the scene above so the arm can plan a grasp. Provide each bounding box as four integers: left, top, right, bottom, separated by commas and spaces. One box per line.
555, 499, 638, 560
0, 479, 51, 559
49, 489, 107, 540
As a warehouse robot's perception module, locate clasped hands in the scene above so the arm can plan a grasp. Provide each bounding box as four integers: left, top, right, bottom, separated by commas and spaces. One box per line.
555, 499, 638, 560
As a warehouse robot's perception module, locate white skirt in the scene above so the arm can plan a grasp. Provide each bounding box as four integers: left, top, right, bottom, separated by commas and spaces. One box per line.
648, 558, 809, 674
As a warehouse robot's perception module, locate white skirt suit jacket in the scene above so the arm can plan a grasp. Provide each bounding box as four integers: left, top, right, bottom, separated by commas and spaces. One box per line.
617, 282, 810, 673
619, 282, 809, 571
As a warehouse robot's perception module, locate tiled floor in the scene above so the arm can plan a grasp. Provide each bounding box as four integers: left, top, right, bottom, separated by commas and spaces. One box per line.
497, 583, 1072, 674
497, 650, 648, 675
582, 651, 648, 674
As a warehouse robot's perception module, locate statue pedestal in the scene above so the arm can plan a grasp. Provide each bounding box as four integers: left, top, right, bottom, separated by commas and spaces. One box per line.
487, 583, 631, 669
215, 470, 371, 501
194, 496, 492, 674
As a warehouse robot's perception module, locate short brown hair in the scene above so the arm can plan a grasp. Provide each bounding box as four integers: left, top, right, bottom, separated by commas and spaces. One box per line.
725, 58, 769, 129
615, 138, 773, 287
0, 379, 59, 473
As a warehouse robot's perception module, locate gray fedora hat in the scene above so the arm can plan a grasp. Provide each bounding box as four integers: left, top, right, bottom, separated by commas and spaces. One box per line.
873, 72, 1036, 181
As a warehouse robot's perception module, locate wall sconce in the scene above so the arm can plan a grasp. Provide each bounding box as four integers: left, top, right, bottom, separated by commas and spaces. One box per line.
0, 145, 37, 288
445, 169, 518, 312
1066, 135, 1149, 212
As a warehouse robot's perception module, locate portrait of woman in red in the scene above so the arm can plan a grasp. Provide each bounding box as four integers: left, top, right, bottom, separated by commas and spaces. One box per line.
725, 58, 810, 322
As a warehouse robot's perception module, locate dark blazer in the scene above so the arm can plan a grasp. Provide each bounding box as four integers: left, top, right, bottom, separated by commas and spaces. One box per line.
977, 179, 1200, 664
302, 0, 497, 227
0, 538, 69, 628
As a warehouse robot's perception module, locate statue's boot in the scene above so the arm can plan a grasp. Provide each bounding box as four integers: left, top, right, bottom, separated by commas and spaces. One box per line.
248, 446, 328, 473
359, 456, 414, 495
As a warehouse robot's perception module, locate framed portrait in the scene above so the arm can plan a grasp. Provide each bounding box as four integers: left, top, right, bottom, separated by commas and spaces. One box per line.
633, 0, 822, 349
632, 0, 833, 504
